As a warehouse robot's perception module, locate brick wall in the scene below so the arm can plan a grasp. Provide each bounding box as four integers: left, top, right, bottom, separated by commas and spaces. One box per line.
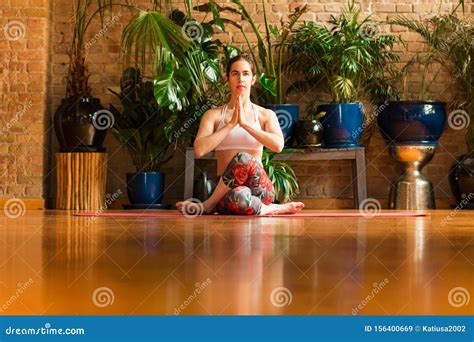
4, 0, 473, 208
0, 0, 49, 207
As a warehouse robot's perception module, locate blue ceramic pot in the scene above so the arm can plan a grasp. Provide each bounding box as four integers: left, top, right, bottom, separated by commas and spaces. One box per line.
317, 103, 364, 148
126, 172, 164, 205
377, 101, 446, 146
264, 104, 299, 145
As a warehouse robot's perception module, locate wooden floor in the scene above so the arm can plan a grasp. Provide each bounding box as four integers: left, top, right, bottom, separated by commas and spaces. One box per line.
0, 210, 472, 315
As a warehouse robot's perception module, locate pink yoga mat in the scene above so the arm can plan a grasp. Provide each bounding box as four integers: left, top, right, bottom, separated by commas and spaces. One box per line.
74, 211, 429, 218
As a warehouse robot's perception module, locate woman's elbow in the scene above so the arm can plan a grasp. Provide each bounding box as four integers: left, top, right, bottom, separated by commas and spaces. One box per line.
272, 141, 284, 153
194, 148, 206, 159
276, 137, 285, 153
193, 141, 204, 158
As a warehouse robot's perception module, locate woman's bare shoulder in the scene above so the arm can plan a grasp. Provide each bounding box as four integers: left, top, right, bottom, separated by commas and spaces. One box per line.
201, 105, 223, 120
253, 104, 276, 120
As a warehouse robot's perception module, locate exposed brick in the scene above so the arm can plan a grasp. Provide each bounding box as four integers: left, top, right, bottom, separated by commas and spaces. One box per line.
373, 3, 396, 13
396, 4, 413, 13
27, 62, 45, 72
20, 8, 48, 17
1, 0, 465, 206
413, 4, 435, 13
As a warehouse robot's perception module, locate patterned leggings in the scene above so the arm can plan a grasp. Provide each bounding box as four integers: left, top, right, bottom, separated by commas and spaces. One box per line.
216, 152, 274, 215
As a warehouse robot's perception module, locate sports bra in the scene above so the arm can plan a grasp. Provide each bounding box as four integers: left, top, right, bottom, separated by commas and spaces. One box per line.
215, 103, 264, 151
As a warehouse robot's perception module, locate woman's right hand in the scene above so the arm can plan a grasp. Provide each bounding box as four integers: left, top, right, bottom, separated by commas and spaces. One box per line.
228, 99, 239, 127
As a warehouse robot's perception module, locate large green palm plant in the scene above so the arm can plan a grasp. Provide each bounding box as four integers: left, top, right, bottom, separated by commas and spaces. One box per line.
286, 0, 400, 104
389, 1, 473, 149
389, 2, 466, 100
195, 0, 308, 104
447, 19, 474, 151
67, 0, 121, 97
112, 4, 231, 172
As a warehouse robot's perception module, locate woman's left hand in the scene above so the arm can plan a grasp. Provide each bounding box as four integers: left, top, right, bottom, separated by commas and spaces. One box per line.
237, 95, 251, 128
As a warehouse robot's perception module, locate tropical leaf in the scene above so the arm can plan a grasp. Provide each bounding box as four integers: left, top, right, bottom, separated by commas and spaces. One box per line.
121, 10, 191, 75
259, 73, 277, 97
154, 63, 191, 111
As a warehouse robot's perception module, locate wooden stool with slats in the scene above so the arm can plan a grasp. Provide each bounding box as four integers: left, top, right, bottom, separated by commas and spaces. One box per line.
55, 152, 107, 210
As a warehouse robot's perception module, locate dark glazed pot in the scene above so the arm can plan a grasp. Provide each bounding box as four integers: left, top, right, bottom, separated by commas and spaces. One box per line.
449, 152, 474, 208
294, 119, 324, 147
54, 96, 107, 152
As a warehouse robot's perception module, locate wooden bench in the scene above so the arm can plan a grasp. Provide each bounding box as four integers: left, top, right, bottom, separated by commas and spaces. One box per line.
184, 147, 367, 209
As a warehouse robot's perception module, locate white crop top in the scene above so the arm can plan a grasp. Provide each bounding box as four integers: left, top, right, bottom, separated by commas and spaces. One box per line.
215, 104, 264, 152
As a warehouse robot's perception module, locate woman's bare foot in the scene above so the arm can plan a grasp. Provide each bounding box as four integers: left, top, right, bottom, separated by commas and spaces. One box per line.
259, 202, 305, 216
176, 200, 216, 215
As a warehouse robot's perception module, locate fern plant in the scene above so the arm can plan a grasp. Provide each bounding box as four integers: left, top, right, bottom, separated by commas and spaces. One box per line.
286, 0, 400, 104
262, 148, 301, 203
389, 1, 473, 149
66, 0, 121, 98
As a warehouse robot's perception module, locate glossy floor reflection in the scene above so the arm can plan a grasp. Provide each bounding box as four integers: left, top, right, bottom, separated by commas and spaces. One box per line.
0, 210, 472, 315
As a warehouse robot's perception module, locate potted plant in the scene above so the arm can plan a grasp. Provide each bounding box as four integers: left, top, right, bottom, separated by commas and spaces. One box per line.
109, 68, 175, 208
262, 148, 300, 203
195, 0, 308, 145
120, 5, 233, 145
434, 6, 474, 207
286, 0, 400, 148
111, 4, 230, 206
375, 9, 464, 147
54, 0, 117, 152
372, 4, 472, 210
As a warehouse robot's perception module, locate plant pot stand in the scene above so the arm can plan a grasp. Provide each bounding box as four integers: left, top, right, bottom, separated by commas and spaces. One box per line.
389, 145, 436, 210
55, 152, 107, 210
184, 147, 367, 209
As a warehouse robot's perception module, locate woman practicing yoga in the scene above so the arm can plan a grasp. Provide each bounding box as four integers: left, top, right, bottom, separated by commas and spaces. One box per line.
176, 55, 304, 215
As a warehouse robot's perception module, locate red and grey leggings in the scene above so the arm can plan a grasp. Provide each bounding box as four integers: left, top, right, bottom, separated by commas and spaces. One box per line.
216, 152, 274, 215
